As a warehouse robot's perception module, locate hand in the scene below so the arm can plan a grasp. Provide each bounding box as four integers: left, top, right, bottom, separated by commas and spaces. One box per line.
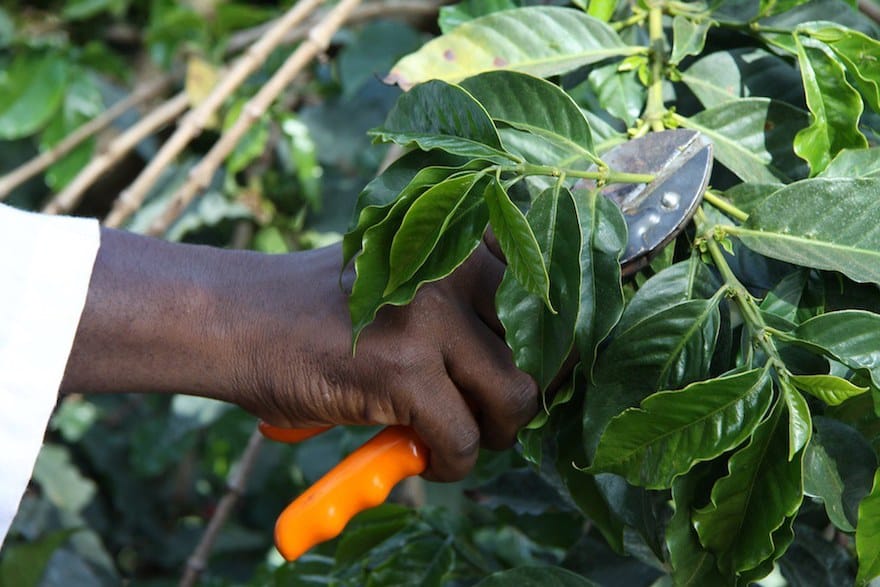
61, 229, 538, 482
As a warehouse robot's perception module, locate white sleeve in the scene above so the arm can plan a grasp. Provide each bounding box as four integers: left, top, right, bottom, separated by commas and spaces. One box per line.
0, 203, 100, 548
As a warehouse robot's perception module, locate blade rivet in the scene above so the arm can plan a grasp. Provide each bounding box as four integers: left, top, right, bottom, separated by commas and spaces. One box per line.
661, 191, 680, 210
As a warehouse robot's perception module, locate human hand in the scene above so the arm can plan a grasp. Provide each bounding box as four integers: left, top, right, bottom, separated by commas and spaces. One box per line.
61, 229, 538, 482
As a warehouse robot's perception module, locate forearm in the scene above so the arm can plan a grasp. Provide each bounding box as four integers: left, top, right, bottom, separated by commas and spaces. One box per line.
60, 227, 246, 401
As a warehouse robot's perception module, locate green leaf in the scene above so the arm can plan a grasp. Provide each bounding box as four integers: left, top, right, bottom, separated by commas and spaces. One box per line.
335, 505, 415, 565
677, 98, 810, 183
497, 186, 580, 390
438, 0, 519, 33
820, 147, 880, 178
370, 80, 510, 161
731, 178, 880, 285
0, 529, 78, 587
809, 25, 880, 113
572, 189, 627, 368
39, 71, 103, 191
692, 401, 804, 574
586, 0, 616, 22
224, 98, 270, 177
670, 16, 712, 65
804, 417, 877, 533
680, 48, 803, 110
591, 369, 772, 489
484, 179, 551, 305
386, 173, 483, 293
856, 468, 880, 585
366, 532, 456, 587
793, 35, 867, 175
474, 566, 599, 586
666, 468, 726, 587
760, 269, 807, 323
386, 7, 637, 89
460, 70, 595, 158
32, 444, 96, 513
788, 310, 880, 390
781, 380, 812, 458
583, 298, 722, 458
791, 374, 869, 405
587, 63, 645, 127
0, 51, 70, 139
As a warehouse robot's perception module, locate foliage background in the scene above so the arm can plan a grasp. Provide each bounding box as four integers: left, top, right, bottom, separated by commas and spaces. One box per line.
1, 1, 880, 586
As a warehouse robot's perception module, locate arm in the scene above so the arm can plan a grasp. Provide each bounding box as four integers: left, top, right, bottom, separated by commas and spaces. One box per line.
60, 228, 538, 481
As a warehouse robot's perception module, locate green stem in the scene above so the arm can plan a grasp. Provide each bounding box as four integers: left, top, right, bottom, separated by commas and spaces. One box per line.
515, 163, 655, 184
694, 208, 785, 368
644, 3, 668, 132
703, 190, 750, 222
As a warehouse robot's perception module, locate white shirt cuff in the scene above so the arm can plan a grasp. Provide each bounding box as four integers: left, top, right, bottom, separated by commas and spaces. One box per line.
0, 204, 100, 548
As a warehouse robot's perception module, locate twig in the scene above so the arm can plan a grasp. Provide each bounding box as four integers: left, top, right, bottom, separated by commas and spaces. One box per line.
859, 0, 880, 24
226, 0, 447, 54
0, 73, 174, 202
146, 0, 364, 237
179, 427, 264, 587
103, 0, 325, 229
42, 92, 190, 216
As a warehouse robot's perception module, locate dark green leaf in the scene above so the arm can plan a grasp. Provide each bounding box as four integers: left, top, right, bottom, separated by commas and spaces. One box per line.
693, 401, 804, 574
366, 533, 456, 587
460, 70, 595, 158
370, 80, 510, 161
857, 468, 880, 585
804, 417, 877, 532
0, 529, 78, 587
712, 0, 761, 23
791, 374, 869, 406
759, 0, 879, 37
474, 566, 599, 586
761, 269, 808, 323
335, 505, 415, 565
677, 98, 810, 183
793, 36, 867, 175
0, 51, 69, 139
497, 186, 580, 390
732, 178, 880, 285
666, 469, 726, 587
788, 310, 880, 390
680, 48, 803, 110
584, 298, 722, 458
782, 380, 812, 458
591, 369, 772, 489
386, 173, 482, 293
587, 63, 645, 127
484, 179, 551, 305
670, 16, 712, 65
572, 189, 627, 367
386, 7, 638, 89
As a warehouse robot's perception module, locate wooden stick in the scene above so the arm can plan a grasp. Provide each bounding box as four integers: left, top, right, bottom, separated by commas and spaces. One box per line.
43, 92, 190, 216
226, 0, 447, 54
146, 0, 364, 237
178, 427, 264, 587
0, 74, 174, 202
103, 0, 325, 229
859, 0, 880, 24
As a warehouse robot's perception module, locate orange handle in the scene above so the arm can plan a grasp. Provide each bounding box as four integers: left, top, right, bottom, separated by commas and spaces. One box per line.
259, 424, 429, 561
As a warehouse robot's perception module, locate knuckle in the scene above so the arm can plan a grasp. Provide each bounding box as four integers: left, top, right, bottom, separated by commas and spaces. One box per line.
504, 372, 540, 424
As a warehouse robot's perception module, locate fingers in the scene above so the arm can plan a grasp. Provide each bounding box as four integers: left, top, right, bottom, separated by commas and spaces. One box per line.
406, 372, 481, 482
444, 312, 539, 450
461, 243, 506, 337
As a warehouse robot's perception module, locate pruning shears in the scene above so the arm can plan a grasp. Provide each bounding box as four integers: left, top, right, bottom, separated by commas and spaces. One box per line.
261, 129, 713, 562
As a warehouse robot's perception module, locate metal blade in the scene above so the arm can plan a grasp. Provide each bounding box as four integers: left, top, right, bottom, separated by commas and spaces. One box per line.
576, 129, 713, 275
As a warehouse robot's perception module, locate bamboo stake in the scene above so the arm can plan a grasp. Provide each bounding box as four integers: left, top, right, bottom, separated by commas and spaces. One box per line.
103, 0, 325, 229
146, 0, 363, 237
0, 74, 174, 202
42, 92, 189, 215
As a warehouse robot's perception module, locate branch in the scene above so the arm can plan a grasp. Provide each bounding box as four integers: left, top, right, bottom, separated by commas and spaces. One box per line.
42, 92, 190, 215
179, 426, 264, 587
859, 0, 880, 24
0, 73, 174, 202
103, 0, 325, 229
226, 0, 448, 54
146, 0, 365, 237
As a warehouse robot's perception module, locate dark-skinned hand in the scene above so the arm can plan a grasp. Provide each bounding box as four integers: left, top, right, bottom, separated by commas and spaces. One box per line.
60, 228, 539, 482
